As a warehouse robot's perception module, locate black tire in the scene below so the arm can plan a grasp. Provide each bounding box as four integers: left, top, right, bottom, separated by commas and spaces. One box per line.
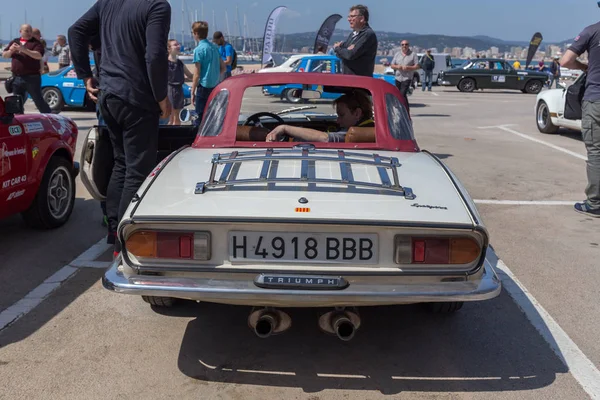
142, 296, 177, 307
21, 157, 76, 229
525, 80, 543, 94
426, 302, 464, 313
536, 100, 559, 134
42, 87, 65, 113
284, 89, 302, 104
458, 78, 475, 92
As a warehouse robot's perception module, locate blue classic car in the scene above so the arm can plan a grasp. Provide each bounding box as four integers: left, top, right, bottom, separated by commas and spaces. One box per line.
262, 54, 396, 103
39, 64, 192, 113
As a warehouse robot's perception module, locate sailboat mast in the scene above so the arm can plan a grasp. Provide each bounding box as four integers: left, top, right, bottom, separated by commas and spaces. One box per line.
225, 9, 230, 42
180, 0, 184, 46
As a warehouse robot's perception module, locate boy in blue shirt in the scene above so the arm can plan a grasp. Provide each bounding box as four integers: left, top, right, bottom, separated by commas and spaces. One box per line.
212, 31, 234, 80
191, 21, 225, 127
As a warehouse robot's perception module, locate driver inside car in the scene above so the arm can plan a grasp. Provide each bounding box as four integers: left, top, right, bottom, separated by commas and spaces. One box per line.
265, 92, 374, 142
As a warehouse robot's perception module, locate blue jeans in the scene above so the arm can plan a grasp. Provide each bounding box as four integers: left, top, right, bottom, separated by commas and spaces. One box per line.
12, 74, 51, 113
194, 85, 215, 127
422, 70, 433, 91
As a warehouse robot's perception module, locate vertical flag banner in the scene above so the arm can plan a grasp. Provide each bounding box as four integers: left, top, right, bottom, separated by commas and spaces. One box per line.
313, 14, 342, 54
525, 32, 543, 68
261, 6, 287, 66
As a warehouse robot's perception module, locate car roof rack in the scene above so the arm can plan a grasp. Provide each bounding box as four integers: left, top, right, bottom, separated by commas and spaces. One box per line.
195, 146, 416, 199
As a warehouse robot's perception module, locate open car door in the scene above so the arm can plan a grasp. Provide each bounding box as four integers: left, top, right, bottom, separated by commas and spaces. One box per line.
564, 73, 586, 121
79, 124, 199, 201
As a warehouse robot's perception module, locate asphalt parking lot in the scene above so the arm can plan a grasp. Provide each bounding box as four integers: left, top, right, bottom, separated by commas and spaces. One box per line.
0, 84, 598, 400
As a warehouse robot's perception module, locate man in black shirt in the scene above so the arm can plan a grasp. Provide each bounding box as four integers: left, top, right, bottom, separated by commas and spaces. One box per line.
68, 0, 172, 253
560, 21, 600, 217
333, 4, 378, 77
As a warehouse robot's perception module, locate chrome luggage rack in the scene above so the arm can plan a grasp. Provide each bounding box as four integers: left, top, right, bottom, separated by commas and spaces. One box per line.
194, 146, 416, 199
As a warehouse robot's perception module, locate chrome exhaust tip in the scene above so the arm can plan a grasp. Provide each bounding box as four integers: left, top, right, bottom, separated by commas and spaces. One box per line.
248, 307, 292, 338
318, 308, 361, 341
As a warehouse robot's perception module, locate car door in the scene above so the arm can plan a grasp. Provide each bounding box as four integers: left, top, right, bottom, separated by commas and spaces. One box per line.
0, 118, 29, 218
468, 61, 491, 88
487, 61, 511, 89
61, 67, 87, 107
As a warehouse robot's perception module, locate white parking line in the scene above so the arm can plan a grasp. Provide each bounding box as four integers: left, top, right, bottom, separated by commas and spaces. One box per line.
0, 237, 111, 332
479, 125, 587, 161
490, 252, 600, 399
474, 200, 577, 206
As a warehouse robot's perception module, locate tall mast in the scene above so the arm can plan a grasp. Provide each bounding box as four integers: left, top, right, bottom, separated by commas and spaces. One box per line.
225, 9, 230, 42
181, 0, 184, 46
212, 10, 216, 31
201, 2, 204, 21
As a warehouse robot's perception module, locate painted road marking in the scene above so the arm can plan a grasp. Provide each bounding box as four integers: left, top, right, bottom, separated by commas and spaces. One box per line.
0, 237, 111, 332
474, 200, 577, 206
2, 236, 600, 400
489, 250, 600, 399
479, 125, 587, 161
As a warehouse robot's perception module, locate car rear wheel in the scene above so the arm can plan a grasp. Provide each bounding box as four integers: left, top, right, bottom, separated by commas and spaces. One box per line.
142, 296, 177, 307
525, 80, 543, 94
22, 156, 76, 229
42, 87, 64, 113
284, 89, 302, 104
458, 78, 475, 92
536, 100, 559, 134
426, 302, 464, 313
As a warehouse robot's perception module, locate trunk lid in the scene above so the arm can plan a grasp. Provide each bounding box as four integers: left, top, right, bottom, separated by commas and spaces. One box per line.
133, 147, 474, 226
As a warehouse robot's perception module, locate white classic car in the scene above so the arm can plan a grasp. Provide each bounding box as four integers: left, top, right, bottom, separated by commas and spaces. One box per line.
535, 73, 585, 134
81, 73, 501, 340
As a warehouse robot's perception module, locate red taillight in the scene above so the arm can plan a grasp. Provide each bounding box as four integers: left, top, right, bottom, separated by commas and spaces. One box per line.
126, 231, 195, 259
412, 238, 450, 264
395, 235, 481, 265
413, 240, 426, 262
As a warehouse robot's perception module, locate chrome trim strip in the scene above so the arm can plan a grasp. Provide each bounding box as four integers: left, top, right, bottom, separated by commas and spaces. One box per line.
373, 153, 391, 187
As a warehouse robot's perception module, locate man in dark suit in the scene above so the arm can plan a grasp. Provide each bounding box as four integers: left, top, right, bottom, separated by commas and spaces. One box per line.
333, 4, 378, 77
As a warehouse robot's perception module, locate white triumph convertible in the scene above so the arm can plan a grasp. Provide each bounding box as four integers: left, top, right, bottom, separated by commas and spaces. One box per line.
535, 73, 585, 134
81, 73, 501, 340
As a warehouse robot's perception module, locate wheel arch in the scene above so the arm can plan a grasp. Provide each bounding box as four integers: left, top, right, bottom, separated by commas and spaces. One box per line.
34, 143, 74, 184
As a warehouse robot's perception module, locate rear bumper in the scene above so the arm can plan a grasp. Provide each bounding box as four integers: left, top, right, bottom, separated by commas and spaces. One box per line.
102, 258, 501, 307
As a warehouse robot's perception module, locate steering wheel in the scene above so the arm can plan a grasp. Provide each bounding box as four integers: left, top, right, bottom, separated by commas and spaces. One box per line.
244, 112, 285, 127
243, 112, 289, 142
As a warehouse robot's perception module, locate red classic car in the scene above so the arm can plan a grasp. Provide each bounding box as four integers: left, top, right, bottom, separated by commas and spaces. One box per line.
0, 95, 79, 228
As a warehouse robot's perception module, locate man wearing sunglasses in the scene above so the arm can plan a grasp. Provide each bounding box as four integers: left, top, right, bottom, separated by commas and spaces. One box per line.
390, 40, 421, 113
333, 4, 378, 77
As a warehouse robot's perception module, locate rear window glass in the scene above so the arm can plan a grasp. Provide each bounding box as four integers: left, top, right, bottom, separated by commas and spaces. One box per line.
198, 89, 229, 137
385, 93, 414, 140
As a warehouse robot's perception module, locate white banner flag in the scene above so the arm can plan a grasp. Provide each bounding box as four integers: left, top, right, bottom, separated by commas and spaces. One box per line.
261, 6, 287, 65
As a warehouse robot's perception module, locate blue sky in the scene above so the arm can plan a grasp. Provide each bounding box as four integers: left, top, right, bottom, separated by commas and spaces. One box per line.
1, 0, 599, 43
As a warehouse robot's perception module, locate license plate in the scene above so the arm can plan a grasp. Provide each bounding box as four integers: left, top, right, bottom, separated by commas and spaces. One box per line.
228, 231, 378, 264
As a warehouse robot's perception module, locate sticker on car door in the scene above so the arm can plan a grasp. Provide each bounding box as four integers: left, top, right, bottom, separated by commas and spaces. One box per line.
492, 75, 506, 83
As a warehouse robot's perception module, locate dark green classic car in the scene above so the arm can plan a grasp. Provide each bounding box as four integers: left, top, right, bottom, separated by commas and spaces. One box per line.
439, 58, 549, 94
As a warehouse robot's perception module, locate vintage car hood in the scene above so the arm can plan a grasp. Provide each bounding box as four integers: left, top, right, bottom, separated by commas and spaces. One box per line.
133, 147, 475, 226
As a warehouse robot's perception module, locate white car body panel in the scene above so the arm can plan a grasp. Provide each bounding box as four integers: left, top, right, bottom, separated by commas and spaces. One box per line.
257, 54, 309, 73
132, 148, 473, 226
536, 87, 582, 131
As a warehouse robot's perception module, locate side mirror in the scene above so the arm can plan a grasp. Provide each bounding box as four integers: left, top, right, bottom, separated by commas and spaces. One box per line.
179, 108, 198, 122
180, 108, 190, 122
4, 95, 24, 115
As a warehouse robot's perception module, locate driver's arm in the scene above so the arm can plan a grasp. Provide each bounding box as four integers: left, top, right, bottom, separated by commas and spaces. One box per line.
266, 125, 329, 142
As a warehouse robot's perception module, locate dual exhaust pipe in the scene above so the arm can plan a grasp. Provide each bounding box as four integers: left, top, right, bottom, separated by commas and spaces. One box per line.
248, 307, 361, 341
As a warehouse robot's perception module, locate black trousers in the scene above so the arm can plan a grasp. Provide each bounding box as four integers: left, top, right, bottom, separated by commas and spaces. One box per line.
99, 93, 159, 249
12, 74, 51, 114
395, 79, 412, 114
